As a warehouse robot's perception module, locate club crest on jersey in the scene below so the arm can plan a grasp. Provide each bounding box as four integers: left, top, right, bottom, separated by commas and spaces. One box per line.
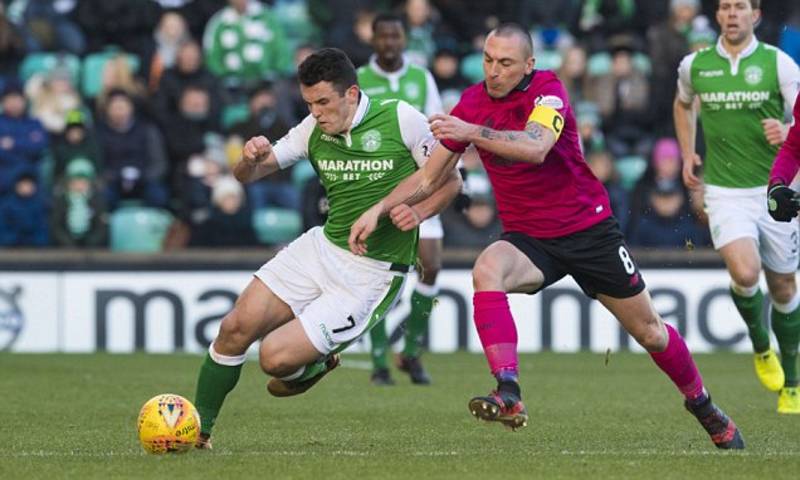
361, 129, 382, 152
744, 66, 763, 86
403, 83, 420, 100
534, 95, 564, 110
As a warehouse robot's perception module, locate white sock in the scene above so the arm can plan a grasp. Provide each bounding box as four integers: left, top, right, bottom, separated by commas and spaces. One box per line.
208, 343, 247, 366
772, 291, 800, 314
731, 282, 760, 298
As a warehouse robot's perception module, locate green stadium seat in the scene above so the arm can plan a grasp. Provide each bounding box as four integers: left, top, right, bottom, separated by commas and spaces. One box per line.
460, 53, 484, 83
615, 155, 648, 191
535, 50, 563, 71
633, 53, 652, 75
291, 159, 316, 191
252, 207, 302, 245
110, 207, 173, 252
81, 50, 140, 98
221, 102, 250, 130
19, 52, 81, 85
587, 52, 612, 76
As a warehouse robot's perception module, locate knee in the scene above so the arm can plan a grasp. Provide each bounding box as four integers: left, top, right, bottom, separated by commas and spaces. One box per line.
419, 262, 440, 285
730, 267, 760, 289
472, 258, 504, 291
634, 317, 668, 352
214, 311, 253, 355
259, 344, 293, 377
770, 279, 797, 305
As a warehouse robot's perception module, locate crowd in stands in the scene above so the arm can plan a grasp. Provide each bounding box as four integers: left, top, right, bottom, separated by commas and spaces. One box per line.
0, 0, 798, 251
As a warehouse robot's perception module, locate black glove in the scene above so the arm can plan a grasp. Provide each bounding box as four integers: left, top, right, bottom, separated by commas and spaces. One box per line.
767, 184, 800, 222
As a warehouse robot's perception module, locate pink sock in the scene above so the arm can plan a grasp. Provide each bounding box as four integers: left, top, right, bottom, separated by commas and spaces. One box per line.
649, 323, 705, 399
473, 291, 518, 377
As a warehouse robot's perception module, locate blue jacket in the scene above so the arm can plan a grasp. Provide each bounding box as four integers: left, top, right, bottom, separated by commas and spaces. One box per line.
0, 114, 48, 194
0, 189, 49, 247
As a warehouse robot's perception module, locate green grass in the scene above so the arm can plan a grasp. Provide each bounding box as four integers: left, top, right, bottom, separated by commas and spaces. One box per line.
1, 352, 799, 479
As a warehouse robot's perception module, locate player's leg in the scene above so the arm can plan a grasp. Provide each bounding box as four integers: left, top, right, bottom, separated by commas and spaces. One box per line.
396, 234, 442, 385
760, 215, 800, 411
765, 270, 800, 411
194, 278, 295, 447
706, 190, 779, 388
599, 290, 744, 449
368, 317, 394, 385
468, 237, 553, 430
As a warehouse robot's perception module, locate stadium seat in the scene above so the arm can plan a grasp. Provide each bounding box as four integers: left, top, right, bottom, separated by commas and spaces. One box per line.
615, 155, 648, 190
633, 53, 652, 75
535, 50, 563, 71
587, 52, 612, 76
460, 53, 484, 83
109, 206, 173, 252
81, 50, 140, 98
291, 159, 316, 191
252, 207, 302, 245
19, 52, 81, 86
221, 102, 250, 130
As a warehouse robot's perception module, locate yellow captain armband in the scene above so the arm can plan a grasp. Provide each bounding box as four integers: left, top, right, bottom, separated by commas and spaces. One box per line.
528, 105, 565, 139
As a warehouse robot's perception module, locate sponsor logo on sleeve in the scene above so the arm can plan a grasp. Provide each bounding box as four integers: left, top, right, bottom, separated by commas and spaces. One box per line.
534, 95, 564, 110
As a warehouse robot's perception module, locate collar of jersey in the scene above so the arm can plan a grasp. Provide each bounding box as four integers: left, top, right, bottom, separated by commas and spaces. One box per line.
715, 35, 758, 75
482, 71, 535, 100
338, 92, 370, 147
368, 54, 410, 80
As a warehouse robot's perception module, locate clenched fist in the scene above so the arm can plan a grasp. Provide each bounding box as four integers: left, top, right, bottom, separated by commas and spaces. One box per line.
243, 136, 272, 165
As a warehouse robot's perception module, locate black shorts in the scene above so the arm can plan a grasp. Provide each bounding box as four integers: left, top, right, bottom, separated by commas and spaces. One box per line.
502, 217, 645, 299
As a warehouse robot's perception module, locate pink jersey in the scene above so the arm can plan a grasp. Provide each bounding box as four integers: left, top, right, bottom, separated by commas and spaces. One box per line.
769, 96, 800, 186
441, 71, 611, 238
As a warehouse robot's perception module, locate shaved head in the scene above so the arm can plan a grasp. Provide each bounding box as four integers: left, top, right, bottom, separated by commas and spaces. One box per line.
488, 23, 533, 59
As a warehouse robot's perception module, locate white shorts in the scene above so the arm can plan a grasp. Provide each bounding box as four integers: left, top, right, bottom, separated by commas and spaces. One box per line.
255, 227, 407, 355
705, 185, 799, 273
419, 214, 443, 239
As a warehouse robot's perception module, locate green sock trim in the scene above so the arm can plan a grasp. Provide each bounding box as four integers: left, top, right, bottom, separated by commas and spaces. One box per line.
402, 290, 435, 358
370, 320, 389, 370
730, 288, 770, 353
294, 359, 327, 382
194, 353, 243, 436
772, 306, 800, 386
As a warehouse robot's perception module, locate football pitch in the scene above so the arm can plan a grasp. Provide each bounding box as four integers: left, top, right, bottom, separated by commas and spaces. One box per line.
2, 352, 799, 479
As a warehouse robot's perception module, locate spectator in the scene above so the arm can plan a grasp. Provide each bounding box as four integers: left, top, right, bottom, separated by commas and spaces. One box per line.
147, 11, 192, 92
586, 149, 630, 232
578, 0, 644, 47
25, 66, 83, 135
330, 7, 376, 68
51, 109, 102, 184
629, 137, 685, 232
441, 172, 502, 248
228, 81, 295, 210
403, 0, 437, 67
163, 84, 222, 172
94, 54, 148, 117
0, 169, 48, 247
203, 0, 292, 89
431, 48, 470, 94
558, 44, 589, 104
0, 81, 48, 195
587, 34, 652, 158
575, 101, 605, 153
273, 44, 315, 125
95, 89, 169, 210
0, 4, 27, 78
183, 133, 230, 221
50, 158, 108, 247
190, 175, 257, 246
153, 39, 227, 128
647, 0, 698, 135
15, 0, 85, 55
628, 181, 699, 249
75, 0, 161, 59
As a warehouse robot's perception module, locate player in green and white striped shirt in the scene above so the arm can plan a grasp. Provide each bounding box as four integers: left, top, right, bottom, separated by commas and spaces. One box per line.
357, 13, 445, 386
674, 0, 800, 413
192, 48, 462, 448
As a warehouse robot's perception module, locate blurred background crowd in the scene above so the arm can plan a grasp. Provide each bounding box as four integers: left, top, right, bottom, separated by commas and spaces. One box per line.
0, 0, 798, 252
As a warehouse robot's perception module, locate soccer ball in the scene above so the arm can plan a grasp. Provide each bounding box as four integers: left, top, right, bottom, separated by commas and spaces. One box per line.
136, 393, 201, 454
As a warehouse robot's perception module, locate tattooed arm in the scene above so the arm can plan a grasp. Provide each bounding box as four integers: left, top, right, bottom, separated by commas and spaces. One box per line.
429, 113, 558, 164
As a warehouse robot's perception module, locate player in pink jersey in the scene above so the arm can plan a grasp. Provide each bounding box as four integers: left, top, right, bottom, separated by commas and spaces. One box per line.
349, 23, 744, 449
768, 95, 800, 222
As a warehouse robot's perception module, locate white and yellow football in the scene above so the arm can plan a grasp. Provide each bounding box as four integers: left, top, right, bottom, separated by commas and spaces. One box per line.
136, 394, 201, 454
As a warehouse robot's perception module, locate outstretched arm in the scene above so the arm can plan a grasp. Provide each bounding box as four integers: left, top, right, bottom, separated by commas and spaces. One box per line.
430, 113, 557, 165
386, 167, 462, 233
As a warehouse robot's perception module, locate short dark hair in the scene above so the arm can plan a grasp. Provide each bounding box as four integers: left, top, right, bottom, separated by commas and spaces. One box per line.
718, 0, 760, 8
297, 48, 358, 96
490, 22, 533, 58
372, 12, 405, 33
